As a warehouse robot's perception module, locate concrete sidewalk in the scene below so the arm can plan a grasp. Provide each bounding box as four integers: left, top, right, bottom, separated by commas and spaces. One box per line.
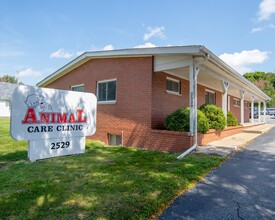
196, 124, 275, 157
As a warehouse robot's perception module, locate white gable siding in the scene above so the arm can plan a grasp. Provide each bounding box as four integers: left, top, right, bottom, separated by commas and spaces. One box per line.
0, 100, 10, 117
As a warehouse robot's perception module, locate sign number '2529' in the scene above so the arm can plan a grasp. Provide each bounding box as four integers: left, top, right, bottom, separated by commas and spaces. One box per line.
10, 85, 97, 161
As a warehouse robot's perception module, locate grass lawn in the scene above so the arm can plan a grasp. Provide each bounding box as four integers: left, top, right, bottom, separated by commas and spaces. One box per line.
0, 118, 224, 219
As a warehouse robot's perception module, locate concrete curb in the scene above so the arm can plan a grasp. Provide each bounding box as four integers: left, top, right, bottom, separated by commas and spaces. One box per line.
196, 124, 275, 157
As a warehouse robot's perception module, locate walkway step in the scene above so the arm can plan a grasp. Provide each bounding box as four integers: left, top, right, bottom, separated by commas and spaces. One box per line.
243, 124, 275, 134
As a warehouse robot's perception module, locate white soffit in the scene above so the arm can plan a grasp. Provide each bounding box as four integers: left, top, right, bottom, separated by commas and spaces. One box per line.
36, 45, 270, 101
154, 55, 193, 72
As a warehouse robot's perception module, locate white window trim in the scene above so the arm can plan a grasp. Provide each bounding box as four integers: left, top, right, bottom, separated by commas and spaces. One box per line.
205, 89, 216, 105
71, 83, 84, 92
97, 78, 117, 84
98, 100, 117, 105
205, 89, 215, 94
166, 77, 181, 95
233, 98, 240, 107
97, 78, 117, 104
166, 90, 182, 96
166, 76, 180, 83
71, 83, 84, 89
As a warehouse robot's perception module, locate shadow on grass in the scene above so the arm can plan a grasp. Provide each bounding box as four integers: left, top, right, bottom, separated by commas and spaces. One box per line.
0, 143, 224, 220
158, 131, 275, 219
0, 150, 28, 163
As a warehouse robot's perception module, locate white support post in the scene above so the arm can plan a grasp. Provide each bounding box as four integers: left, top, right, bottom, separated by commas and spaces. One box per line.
189, 65, 199, 135
228, 95, 230, 111
251, 97, 254, 124
177, 63, 199, 160
258, 100, 261, 123
240, 90, 245, 125
189, 65, 194, 134
263, 101, 266, 123
222, 81, 229, 126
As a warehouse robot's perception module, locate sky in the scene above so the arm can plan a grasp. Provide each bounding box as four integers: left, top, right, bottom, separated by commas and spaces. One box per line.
0, 0, 275, 85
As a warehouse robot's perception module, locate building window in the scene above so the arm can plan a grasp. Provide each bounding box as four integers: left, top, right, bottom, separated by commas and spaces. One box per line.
233, 98, 240, 107
166, 77, 181, 95
245, 101, 249, 108
97, 79, 116, 103
71, 84, 84, 92
205, 90, 215, 105
108, 134, 122, 146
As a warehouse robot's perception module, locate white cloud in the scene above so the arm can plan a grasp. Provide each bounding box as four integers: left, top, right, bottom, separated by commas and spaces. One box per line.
16, 68, 41, 78
76, 51, 85, 56
102, 44, 114, 51
143, 26, 165, 41
251, 27, 264, 33
219, 49, 269, 74
258, 0, 275, 21
134, 42, 157, 48
251, 23, 275, 32
50, 49, 73, 58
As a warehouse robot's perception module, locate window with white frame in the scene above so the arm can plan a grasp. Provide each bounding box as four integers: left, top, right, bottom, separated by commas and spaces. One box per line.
97, 79, 116, 103
166, 77, 181, 95
245, 101, 249, 108
205, 90, 215, 105
233, 98, 240, 107
71, 84, 84, 92
108, 133, 122, 146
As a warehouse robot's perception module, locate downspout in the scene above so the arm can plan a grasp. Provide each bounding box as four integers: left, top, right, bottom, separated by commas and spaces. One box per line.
177, 63, 199, 159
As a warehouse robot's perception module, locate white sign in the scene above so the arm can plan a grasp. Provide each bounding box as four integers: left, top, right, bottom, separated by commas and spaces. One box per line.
10, 85, 97, 161
28, 137, 85, 161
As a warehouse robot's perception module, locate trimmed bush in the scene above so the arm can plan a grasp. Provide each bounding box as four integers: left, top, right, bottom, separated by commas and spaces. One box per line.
199, 104, 226, 130
227, 111, 239, 126
165, 107, 209, 133
197, 110, 210, 133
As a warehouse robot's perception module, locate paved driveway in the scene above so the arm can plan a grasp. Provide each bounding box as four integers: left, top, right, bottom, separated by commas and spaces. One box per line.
158, 127, 275, 220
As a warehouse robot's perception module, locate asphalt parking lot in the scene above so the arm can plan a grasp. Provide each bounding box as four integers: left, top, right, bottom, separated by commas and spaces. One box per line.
158, 115, 275, 219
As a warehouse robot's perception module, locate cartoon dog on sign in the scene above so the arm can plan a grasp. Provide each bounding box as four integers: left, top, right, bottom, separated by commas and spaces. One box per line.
24, 94, 53, 119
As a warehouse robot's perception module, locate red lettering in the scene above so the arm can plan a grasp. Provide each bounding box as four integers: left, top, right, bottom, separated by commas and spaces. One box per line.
22, 108, 38, 124
57, 113, 67, 123
68, 113, 76, 123
40, 112, 50, 123
77, 109, 87, 123
51, 113, 55, 123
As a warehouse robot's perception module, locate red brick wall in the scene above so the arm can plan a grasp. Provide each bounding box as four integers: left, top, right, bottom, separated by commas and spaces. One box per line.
151, 72, 224, 129
148, 130, 192, 152
197, 84, 222, 108
46, 57, 154, 146
229, 96, 240, 122
198, 126, 244, 145
151, 72, 189, 129
45, 57, 251, 152
228, 96, 250, 123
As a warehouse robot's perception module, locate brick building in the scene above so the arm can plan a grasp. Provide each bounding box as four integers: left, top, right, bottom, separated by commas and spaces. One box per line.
37, 46, 270, 153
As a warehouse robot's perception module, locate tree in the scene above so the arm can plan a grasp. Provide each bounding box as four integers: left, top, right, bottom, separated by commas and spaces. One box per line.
0, 75, 23, 84
243, 71, 275, 107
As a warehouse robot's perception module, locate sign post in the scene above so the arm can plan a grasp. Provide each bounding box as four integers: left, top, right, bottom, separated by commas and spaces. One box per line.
10, 85, 97, 161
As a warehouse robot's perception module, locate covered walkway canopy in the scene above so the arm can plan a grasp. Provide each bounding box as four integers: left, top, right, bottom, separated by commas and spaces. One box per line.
37, 45, 271, 156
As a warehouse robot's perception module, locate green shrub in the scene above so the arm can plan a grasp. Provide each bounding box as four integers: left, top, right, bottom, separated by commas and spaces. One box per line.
165, 107, 209, 133
199, 104, 226, 130
227, 111, 239, 126
197, 110, 210, 133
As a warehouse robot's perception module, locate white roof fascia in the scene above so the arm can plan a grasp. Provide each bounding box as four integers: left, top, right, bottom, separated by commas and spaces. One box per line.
200, 46, 271, 101
37, 46, 203, 87
37, 46, 271, 102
